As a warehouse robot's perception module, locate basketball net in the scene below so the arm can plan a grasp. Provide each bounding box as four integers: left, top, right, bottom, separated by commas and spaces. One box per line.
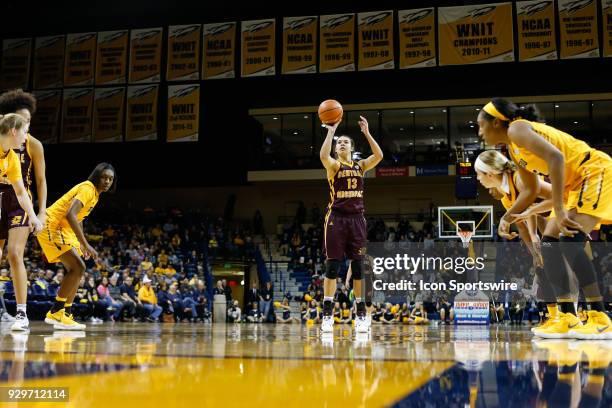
458, 231, 473, 249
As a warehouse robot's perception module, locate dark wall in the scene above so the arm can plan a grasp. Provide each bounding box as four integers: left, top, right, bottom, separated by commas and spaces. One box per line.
3, 0, 611, 193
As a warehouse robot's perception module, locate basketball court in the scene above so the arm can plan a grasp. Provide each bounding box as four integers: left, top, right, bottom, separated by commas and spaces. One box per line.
4, 322, 609, 407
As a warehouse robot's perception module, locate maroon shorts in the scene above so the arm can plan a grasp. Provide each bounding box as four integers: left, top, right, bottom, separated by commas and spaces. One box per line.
0, 186, 29, 240
324, 211, 366, 260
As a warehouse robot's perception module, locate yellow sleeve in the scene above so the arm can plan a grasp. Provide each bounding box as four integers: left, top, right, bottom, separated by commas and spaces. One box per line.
6, 150, 22, 183
501, 196, 512, 211
74, 183, 95, 206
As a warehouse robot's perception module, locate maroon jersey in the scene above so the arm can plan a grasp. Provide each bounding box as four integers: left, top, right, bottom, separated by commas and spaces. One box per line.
327, 160, 364, 214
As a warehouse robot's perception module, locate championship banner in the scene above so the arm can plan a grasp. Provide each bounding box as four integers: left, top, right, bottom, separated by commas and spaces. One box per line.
241, 19, 276, 77
93, 87, 125, 142
282, 16, 317, 74
438, 3, 514, 66
1, 39, 32, 91
129, 28, 163, 83
64, 33, 96, 87
167, 25, 201, 81
398, 8, 436, 69
61, 88, 93, 143
96, 30, 128, 85
320, 14, 355, 72
31, 90, 62, 144
33, 35, 65, 89
202, 22, 236, 79
358, 11, 394, 71
516, 0, 557, 61
167, 84, 199, 142
558, 0, 599, 59
126, 85, 158, 141
602, 0, 612, 57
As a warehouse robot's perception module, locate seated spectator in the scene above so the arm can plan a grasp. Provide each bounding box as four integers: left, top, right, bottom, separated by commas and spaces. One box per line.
140, 256, 154, 276
333, 302, 342, 323
490, 294, 505, 324
73, 276, 99, 322
372, 304, 383, 323
108, 274, 129, 321
307, 300, 320, 323
190, 280, 210, 322
275, 298, 296, 323
300, 303, 308, 323
246, 302, 263, 323
120, 276, 142, 322
227, 300, 241, 323
399, 303, 411, 324
157, 281, 174, 318
382, 303, 397, 324
97, 276, 123, 321
509, 292, 526, 325
138, 276, 162, 322
410, 302, 429, 325
340, 302, 352, 324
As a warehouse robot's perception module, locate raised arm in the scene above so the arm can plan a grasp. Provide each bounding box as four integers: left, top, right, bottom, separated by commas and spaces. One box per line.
319, 121, 341, 173
357, 116, 383, 172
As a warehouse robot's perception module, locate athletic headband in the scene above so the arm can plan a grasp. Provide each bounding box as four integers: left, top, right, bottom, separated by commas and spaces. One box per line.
482, 102, 509, 121
474, 156, 503, 174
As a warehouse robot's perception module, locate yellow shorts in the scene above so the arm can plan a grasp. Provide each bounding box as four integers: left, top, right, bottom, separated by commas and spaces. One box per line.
413, 316, 424, 324
37, 223, 82, 263
565, 150, 612, 225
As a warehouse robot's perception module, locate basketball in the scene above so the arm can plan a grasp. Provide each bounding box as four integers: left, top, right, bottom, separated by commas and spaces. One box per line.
318, 99, 343, 125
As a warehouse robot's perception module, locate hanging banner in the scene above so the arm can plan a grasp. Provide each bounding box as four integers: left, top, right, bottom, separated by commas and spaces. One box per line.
398, 8, 436, 69
93, 87, 125, 143
241, 19, 276, 77
320, 14, 355, 72
516, 1, 557, 61
601, 0, 612, 57
129, 28, 163, 83
61, 88, 93, 143
282, 16, 317, 74
126, 85, 158, 141
167, 24, 201, 81
33, 35, 65, 89
96, 30, 128, 85
438, 3, 514, 65
167, 84, 199, 142
358, 11, 394, 71
202, 22, 236, 79
558, 0, 599, 59
31, 90, 62, 144
1, 38, 32, 91
64, 33, 96, 87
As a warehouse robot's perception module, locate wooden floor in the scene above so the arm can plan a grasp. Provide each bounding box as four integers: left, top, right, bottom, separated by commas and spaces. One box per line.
0, 322, 611, 407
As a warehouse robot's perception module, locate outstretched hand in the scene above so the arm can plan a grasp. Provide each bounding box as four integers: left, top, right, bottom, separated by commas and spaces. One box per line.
358, 116, 369, 135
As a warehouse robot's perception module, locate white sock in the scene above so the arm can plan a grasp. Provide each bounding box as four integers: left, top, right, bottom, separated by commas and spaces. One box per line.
17, 304, 27, 314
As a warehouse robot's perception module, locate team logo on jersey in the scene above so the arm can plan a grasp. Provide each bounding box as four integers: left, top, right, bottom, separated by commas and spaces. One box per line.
518, 159, 528, 168
11, 216, 22, 226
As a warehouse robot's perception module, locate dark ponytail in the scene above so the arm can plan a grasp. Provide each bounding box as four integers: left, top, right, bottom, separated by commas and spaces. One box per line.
482, 98, 543, 124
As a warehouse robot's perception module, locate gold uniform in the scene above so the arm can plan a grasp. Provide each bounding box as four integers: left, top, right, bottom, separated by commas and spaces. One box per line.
0, 148, 23, 184
508, 119, 612, 224
37, 181, 99, 263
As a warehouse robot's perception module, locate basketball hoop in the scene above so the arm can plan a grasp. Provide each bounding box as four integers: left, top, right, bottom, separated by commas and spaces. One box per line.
458, 231, 473, 248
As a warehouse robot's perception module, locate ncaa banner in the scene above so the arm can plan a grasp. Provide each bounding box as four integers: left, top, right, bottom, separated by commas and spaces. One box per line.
282, 16, 317, 74
358, 11, 394, 71
1, 38, 32, 91
320, 14, 355, 73
93, 87, 125, 143
31, 90, 62, 144
241, 19, 276, 77
438, 3, 514, 66
96, 30, 128, 85
167, 24, 201, 81
603, 0, 612, 57
558, 0, 599, 59
126, 84, 158, 141
516, 1, 557, 61
202, 22, 236, 79
129, 28, 163, 83
398, 8, 436, 69
64, 33, 96, 86
61, 88, 93, 143
33, 35, 65, 89
167, 84, 199, 142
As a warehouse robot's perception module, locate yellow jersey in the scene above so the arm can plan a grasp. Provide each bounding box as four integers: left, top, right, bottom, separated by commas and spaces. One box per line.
46, 181, 99, 229
508, 119, 593, 188
0, 148, 23, 184
500, 172, 520, 211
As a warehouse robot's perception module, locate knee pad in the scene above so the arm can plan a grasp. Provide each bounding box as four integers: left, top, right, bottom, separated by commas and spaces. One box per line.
351, 259, 363, 280
325, 259, 341, 280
